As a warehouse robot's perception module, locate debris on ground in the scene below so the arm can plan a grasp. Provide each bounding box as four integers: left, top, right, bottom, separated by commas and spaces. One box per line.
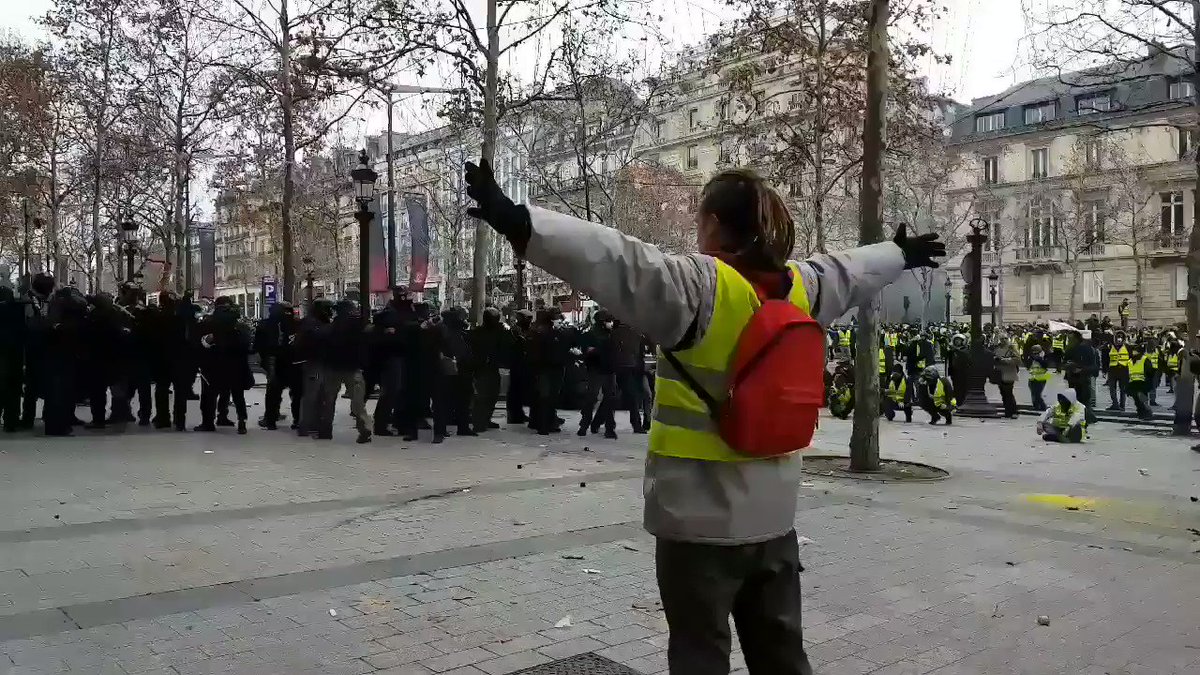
517, 464, 523, 469
1005, 561, 1016, 566
328, 609, 337, 617
512, 521, 527, 526
1137, 468, 1149, 476
554, 615, 572, 628
1190, 496, 1198, 503
582, 568, 601, 575
797, 536, 816, 545
622, 545, 639, 552
1037, 616, 1051, 626
561, 554, 585, 560
203, 450, 214, 454
800, 482, 815, 488
579, 482, 587, 488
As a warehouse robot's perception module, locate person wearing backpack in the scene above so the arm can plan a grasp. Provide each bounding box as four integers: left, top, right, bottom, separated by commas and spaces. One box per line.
464, 160, 944, 675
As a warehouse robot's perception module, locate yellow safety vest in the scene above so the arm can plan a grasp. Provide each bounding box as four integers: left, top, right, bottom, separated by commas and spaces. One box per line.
886, 378, 906, 403
649, 259, 811, 463
1051, 402, 1087, 431
1167, 353, 1181, 370
878, 348, 887, 375
1052, 336, 1065, 351
839, 330, 851, 347
1028, 361, 1051, 382
886, 332, 898, 348
1108, 345, 1130, 368
1149, 351, 1161, 368
1128, 356, 1149, 383
933, 378, 955, 409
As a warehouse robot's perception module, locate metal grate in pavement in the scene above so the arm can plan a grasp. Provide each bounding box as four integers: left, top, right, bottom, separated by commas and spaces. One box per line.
513, 652, 643, 674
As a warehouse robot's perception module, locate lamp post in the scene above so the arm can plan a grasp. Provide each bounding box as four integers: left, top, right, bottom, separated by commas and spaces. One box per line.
944, 276, 952, 323
958, 217, 996, 417
120, 215, 139, 284
987, 268, 999, 329
302, 255, 315, 305
351, 149, 378, 327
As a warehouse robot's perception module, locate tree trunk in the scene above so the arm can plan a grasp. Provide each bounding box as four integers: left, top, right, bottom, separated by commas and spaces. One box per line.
1067, 260, 1078, 322
1132, 237, 1144, 327
1174, 6, 1200, 435
849, 0, 888, 473
279, 0, 297, 304
471, 0, 500, 323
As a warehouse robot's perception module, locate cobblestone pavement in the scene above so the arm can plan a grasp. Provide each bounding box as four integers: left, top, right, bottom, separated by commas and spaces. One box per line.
1, 389, 1198, 674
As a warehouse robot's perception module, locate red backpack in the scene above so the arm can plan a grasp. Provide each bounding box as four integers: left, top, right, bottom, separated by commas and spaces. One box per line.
662, 272, 826, 458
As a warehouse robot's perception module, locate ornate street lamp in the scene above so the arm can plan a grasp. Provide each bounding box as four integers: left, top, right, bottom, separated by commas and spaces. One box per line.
351, 149, 378, 326
943, 276, 952, 323
987, 268, 999, 329
120, 215, 140, 284
302, 255, 316, 305
958, 218, 997, 417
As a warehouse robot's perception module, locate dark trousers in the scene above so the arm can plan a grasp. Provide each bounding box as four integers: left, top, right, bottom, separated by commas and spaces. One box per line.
615, 367, 646, 432
0, 356, 21, 430
997, 381, 1017, 417
1071, 379, 1098, 425
129, 367, 153, 423
21, 358, 43, 426
432, 373, 472, 436
473, 369, 501, 431
373, 358, 404, 433
171, 367, 195, 430
396, 365, 428, 436
89, 373, 128, 425
656, 531, 813, 675
920, 403, 952, 424
1130, 383, 1152, 419
579, 370, 617, 433
534, 368, 562, 434
883, 397, 911, 422
42, 360, 76, 435
264, 366, 302, 426
506, 367, 532, 423
200, 378, 246, 424
1029, 379, 1048, 411
1107, 373, 1127, 409
1044, 424, 1084, 443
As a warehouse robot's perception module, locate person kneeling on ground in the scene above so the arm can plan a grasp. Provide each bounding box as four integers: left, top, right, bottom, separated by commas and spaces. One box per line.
916, 366, 955, 425
1036, 390, 1087, 443
882, 363, 911, 423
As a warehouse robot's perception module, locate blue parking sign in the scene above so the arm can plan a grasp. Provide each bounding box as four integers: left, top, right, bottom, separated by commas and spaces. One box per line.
261, 275, 278, 318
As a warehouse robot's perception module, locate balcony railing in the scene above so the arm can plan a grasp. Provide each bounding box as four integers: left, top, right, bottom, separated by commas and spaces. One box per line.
1014, 246, 1065, 260
1156, 232, 1188, 250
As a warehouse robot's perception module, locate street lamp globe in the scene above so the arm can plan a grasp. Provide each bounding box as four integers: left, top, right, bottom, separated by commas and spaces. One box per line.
120, 215, 139, 243
987, 268, 999, 289
351, 149, 377, 203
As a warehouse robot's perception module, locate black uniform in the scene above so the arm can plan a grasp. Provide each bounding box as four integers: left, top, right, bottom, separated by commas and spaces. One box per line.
528, 311, 569, 435
505, 311, 534, 425
195, 303, 252, 432
372, 296, 416, 435
256, 304, 302, 430
0, 288, 26, 432
469, 307, 507, 432
42, 288, 87, 436
578, 315, 618, 437
427, 308, 475, 441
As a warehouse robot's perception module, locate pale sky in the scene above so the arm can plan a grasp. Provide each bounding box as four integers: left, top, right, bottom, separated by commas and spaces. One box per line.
1, 0, 1033, 148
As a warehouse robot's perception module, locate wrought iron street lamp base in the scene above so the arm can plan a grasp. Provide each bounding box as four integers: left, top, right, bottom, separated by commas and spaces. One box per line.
957, 386, 998, 418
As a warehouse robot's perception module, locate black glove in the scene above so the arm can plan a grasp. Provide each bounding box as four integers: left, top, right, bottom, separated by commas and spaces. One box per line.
893, 223, 946, 270
464, 158, 531, 254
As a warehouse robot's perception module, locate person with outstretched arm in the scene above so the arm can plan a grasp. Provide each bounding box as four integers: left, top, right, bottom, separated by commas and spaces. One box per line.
464, 160, 945, 675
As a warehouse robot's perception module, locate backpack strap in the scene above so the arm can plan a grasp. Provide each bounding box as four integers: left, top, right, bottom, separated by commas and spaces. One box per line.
660, 349, 721, 420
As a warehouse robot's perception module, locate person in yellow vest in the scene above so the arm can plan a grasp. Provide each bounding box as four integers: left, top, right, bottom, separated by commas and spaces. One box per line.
1164, 338, 1182, 393
882, 363, 911, 422
1145, 337, 1161, 406
916, 366, 955, 425
1051, 333, 1066, 371
464, 160, 945, 675
1104, 334, 1130, 411
1036, 390, 1087, 442
1026, 344, 1052, 411
1126, 343, 1155, 420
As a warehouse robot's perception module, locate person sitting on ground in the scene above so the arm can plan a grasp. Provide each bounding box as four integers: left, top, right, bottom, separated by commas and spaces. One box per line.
915, 365, 955, 425
828, 360, 854, 419
1036, 390, 1087, 443
882, 362, 911, 423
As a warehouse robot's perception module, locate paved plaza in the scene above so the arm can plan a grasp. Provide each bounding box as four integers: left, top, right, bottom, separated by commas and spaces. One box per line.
0, 388, 1198, 675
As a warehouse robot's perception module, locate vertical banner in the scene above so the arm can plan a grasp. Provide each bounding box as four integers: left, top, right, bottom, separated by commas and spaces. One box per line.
368, 199, 389, 294
198, 227, 216, 299
406, 194, 430, 291
261, 275, 277, 318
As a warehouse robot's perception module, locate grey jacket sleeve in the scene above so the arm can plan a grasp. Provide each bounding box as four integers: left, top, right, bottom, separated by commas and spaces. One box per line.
523, 207, 906, 346
524, 206, 714, 349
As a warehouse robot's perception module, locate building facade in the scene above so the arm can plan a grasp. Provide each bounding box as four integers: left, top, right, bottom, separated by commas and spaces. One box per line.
945, 49, 1194, 327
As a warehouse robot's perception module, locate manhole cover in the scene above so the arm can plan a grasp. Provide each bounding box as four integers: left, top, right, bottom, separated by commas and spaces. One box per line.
513, 652, 642, 674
